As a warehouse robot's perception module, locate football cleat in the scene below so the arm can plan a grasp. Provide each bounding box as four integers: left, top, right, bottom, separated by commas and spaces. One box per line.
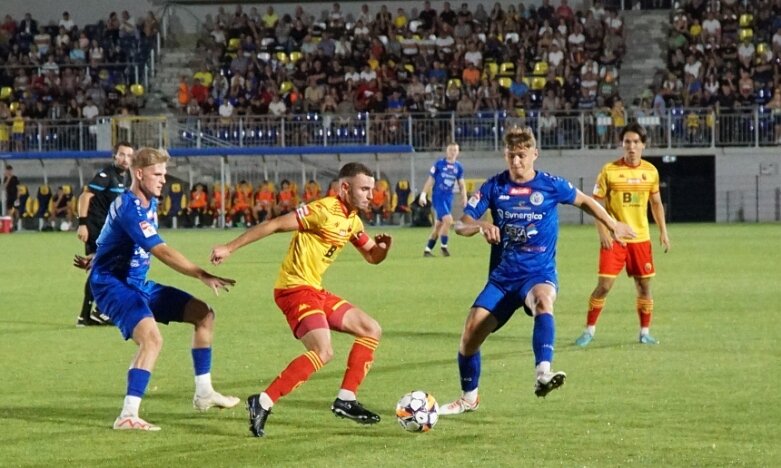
331, 398, 381, 424
76, 315, 103, 327
113, 415, 161, 431
438, 396, 479, 415
193, 391, 241, 412
575, 331, 594, 347
423, 250, 434, 257
90, 311, 114, 326
247, 394, 271, 437
440, 247, 450, 257
639, 334, 659, 345
535, 371, 567, 398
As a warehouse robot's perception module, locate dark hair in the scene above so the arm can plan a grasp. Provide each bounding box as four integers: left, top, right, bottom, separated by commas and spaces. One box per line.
619, 122, 647, 144
338, 162, 374, 179
5, 165, 12, 170
114, 140, 133, 152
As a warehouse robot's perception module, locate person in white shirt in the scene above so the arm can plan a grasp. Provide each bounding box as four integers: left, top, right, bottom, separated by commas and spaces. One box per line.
268, 94, 287, 117
82, 98, 100, 120
218, 100, 234, 118
59, 11, 75, 31
701, 11, 721, 45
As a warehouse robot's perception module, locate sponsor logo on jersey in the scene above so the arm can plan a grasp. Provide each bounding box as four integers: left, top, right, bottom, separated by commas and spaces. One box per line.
498, 195, 510, 200
296, 205, 310, 218
467, 192, 481, 207
509, 187, 532, 195
530, 192, 544, 206
497, 208, 543, 221
139, 221, 157, 238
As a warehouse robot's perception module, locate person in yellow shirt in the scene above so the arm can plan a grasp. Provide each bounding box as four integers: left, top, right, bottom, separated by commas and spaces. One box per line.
210, 162, 392, 437
576, 123, 671, 347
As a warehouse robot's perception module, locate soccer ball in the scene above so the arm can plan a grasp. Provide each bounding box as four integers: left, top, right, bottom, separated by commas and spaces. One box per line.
395, 390, 439, 432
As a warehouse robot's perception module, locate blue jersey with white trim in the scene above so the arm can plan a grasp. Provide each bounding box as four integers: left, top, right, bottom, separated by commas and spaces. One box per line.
464, 170, 577, 282
429, 158, 464, 196
92, 191, 164, 282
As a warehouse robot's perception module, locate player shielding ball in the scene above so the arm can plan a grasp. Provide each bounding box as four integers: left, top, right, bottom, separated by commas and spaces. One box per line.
575, 122, 671, 347
210, 162, 391, 437
439, 127, 636, 415
86, 148, 238, 431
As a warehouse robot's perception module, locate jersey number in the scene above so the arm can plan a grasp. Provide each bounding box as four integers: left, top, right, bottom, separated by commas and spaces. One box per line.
623, 192, 633, 203
324, 245, 338, 258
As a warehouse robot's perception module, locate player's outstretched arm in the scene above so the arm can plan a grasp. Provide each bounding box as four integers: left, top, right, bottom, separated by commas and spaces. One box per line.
151, 243, 236, 295
357, 233, 392, 264
649, 192, 670, 253
210, 211, 298, 265
76, 190, 94, 243
573, 191, 636, 245
455, 215, 500, 244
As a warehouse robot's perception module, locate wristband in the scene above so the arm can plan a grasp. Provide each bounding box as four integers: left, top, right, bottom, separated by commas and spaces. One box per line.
478, 226, 484, 236
78, 217, 88, 226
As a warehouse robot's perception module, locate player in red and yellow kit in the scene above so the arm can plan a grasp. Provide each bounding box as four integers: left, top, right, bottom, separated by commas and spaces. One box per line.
210, 162, 392, 437
575, 123, 671, 347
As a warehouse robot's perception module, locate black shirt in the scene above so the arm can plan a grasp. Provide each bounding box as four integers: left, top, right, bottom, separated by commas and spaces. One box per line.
3, 174, 19, 210
86, 163, 127, 232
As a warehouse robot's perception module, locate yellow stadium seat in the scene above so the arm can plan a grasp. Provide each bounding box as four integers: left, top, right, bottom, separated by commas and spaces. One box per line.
556, 76, 564, 86
130, 84, 144, 97
9, 101, 19, 112
115, 84, 127, 95
279, 80, 293, 94
531, 77, 546, 90
227, 37, 241, 51
498, 77, 512, 88
522, 77, 531, 87
499, 62, 515, 76
404, 63, 415, 74
757, 42, 768, 54
289, 51, 303, 62
0, 86, 11, 100
739, 13, 753, 28
485, 62, 498, 78
533, 61, 549, 76
447, 78, 462, 89
276, 51, 289, 64
738, 28, 753, 43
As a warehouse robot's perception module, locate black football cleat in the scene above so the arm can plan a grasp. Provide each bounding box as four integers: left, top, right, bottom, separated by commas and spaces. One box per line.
440, 247, 451, 257
247, 394, 271, 437
331, 398, 381, 424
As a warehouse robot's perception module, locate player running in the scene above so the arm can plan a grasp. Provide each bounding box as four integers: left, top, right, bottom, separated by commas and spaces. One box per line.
210, 162, 392, 437
439, 127, 635, 415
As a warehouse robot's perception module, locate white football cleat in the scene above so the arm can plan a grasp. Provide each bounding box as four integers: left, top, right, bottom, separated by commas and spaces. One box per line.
193, 391, 241, 411
113, 415, 161, 431
438, 396, 480, 415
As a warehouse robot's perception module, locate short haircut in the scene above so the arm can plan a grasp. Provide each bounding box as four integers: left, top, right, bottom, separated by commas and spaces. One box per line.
114, 141, 134, 152
5, 165, 12, 170
132, 148, 170, 169
620, 122, 647, 144
338, 162, 374, 179
504, 126, 537, 150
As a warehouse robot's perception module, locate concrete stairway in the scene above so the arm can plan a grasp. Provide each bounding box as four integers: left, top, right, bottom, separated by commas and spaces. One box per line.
141, 49, 200, 115
618, 10, 670, 104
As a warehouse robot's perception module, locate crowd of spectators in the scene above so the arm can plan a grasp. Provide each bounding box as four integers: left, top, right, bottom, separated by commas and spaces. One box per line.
0, 9, 156, 150
176, 1, 628, 138
659, 0, 781, 125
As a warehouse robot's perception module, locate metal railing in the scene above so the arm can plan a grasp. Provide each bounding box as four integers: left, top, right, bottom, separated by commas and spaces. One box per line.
2, 108, 779, 154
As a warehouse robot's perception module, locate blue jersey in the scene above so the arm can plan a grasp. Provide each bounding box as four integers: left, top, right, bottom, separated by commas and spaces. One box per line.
91, 191, 164, 283
464, 170, 577, 284
429, 158, 464, 196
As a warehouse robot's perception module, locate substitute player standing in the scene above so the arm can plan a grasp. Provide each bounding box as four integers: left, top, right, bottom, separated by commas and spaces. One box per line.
575, 122, 671, 347
86, 148, 239, 431
438, 127, 635, 415
210, 162, 392, 437
419, 142, 467, 257
76, 141, 133, 326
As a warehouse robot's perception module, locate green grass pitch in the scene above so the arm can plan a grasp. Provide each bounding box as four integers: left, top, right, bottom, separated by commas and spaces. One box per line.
0, 223, 779, 467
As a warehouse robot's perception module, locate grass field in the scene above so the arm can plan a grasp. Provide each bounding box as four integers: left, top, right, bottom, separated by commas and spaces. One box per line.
1, 223, 779, 467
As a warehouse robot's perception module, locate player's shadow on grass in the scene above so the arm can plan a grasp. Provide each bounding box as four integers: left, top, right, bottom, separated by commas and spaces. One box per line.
0, 320, 71, 334
382, 329, 525, 343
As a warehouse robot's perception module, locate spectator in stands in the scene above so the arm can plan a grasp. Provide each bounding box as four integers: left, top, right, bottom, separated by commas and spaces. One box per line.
119, 10, 136, 39
275, 179, 297, 216
3, 165, 19, 219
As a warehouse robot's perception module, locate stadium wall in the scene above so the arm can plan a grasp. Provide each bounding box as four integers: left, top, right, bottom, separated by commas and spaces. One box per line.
4, 148, 779, 224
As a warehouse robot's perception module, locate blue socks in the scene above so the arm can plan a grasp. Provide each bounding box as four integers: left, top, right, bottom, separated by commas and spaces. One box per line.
532, 313, 555, 366
426, 238, 437, 250
440, 235, 449, 246
127, 368, 151, 398
192, 347, 212, 376
457, 351, 481, 392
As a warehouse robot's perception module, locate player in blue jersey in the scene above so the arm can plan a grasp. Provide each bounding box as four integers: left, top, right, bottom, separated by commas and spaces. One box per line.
439, 127, 636, 415
418, 142, 467, 257
83, 148, 239, 431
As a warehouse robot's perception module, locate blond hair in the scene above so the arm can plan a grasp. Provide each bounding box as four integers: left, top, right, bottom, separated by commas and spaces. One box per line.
504, 126, 537, 150
132, 147, 170, 169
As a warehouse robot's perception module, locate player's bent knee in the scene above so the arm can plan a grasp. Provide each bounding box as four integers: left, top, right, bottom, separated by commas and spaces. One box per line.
314, 346, 334, 364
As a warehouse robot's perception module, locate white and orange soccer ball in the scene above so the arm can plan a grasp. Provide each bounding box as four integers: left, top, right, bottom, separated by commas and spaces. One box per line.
395, 391, 439, 432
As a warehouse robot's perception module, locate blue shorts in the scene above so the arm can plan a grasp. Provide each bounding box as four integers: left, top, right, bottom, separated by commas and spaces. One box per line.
472, 273, 558, 332
432, 192, 454, 221
90, 272, 193, 340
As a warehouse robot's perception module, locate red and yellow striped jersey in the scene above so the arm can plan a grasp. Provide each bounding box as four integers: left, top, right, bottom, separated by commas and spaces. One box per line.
275, 196, 369, 289
593, 158, 659, 242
